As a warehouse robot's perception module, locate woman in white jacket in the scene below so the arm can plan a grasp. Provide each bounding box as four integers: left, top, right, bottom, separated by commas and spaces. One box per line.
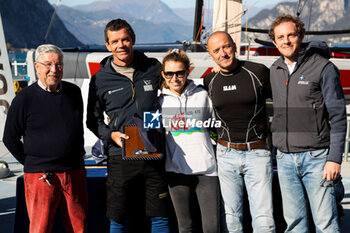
159, 49, 219, 233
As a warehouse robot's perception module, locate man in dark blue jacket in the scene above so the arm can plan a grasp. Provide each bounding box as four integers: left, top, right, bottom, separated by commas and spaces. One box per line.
86, 19, 169, 233
269, 14, 346, 232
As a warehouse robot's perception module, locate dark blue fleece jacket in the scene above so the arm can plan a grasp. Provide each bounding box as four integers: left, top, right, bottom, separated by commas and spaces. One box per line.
3, 81, 85, 172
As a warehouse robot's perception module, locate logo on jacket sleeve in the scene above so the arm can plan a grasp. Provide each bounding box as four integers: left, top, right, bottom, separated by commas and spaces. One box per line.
298, 75, 309, 85
144, 110, 161, 129
143, 80, 154, 91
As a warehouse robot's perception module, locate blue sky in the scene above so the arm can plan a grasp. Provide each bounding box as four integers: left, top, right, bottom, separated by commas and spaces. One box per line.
48, 0, 292, 9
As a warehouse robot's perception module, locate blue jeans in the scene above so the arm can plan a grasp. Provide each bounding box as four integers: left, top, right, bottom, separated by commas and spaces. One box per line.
110, 217, 169, 233
276, 149, 340, 233
217, 143, 275, 233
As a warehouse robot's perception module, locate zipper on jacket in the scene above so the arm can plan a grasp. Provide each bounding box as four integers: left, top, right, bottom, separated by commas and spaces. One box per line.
313, 103, 320, 135
131, 83, 135, 100
131, 82, 141, 117
113, 115, 118, 128
285, 75, 290, 152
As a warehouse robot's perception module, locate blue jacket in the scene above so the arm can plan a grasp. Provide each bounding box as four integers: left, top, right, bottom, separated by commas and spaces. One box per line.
270, 41, 346, 164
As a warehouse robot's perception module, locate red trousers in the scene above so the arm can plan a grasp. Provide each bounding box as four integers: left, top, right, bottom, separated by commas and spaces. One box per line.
24, 167, 88, 233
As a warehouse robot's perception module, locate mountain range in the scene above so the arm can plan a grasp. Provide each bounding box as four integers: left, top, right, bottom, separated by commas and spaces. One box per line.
246, 0, 350, 43
56, 3, 193, 45
0, 0, 82, 49
1, 0, 350, 49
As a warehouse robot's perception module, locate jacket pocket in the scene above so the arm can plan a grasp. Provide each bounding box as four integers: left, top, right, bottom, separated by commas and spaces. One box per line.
313, 103, 320, 135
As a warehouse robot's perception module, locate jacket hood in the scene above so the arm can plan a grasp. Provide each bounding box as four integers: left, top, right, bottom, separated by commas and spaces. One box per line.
300, 40, 331, 60
161, 79, 197, 97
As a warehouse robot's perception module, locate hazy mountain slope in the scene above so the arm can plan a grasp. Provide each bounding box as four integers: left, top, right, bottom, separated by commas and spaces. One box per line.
57, 4, 193, 45
0, 0, 82, 48
73, 0, 186, 24
247, 0, 350, 43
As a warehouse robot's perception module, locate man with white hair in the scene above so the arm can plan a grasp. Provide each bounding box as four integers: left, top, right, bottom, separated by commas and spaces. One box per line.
3, 44, 87, 233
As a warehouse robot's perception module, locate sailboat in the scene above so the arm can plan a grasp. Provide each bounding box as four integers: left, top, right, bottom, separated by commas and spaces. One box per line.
5, 0, 350, 147
1, 1, 350, 232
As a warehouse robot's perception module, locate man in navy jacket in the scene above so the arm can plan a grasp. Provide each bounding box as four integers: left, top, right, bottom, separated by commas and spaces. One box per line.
87, 19, 169, 233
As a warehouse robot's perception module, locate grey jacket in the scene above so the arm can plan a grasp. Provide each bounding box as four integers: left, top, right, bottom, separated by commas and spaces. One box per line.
270, 41, 346, 164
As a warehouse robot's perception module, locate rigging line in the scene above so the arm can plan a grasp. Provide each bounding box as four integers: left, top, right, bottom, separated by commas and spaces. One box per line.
211, 1, 246, 31
245, 1, 248, 53
306, 0, 313, 41
43, 0, 61, 43
203, 2, 248, 40
203, 0, 211, 37
218, 10, 246, 30
296, 0, 308, 17
210, 9, 247, 34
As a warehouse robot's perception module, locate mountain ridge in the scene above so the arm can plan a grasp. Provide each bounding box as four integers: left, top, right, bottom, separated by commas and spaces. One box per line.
247, 0, 350, 43
2, 0, 350, 49
0, 0, 82, 49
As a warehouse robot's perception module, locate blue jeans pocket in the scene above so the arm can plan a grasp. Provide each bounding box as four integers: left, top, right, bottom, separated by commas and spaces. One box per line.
216, 144, 227, 157
251, 149, 271, 157
276, 150, 284, 159
308, 148, 329, 159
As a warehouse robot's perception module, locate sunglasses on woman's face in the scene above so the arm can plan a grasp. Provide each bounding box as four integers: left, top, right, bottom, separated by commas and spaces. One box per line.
163, 70, 186, 79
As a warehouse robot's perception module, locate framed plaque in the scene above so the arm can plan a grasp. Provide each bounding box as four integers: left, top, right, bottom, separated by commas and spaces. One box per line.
122, 125, 163, 160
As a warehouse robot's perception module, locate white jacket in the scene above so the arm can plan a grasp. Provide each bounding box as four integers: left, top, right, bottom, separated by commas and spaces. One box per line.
159, 80, 217, 176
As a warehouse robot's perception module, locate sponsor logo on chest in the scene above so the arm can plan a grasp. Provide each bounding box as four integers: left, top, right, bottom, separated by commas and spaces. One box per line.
297, 75, 309, 85
143, 80, 154, 91
223, 85, 237, 91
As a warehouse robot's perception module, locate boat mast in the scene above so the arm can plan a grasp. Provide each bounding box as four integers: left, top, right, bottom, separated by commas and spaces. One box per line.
193, 0, 204, 51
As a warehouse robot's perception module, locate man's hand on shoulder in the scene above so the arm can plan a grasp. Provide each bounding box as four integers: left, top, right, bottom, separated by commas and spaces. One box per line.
111, 131, 129, 147
323, 161, 341, 181
212, 66, 221, 73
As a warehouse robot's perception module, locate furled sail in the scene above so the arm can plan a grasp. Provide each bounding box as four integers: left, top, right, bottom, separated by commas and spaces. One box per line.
212, 0, 242, 52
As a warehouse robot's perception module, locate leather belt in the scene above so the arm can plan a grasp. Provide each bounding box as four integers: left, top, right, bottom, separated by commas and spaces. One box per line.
217, 138, 266, 151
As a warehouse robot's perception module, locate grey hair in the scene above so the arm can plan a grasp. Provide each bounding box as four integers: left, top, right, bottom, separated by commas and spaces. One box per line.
35, 44, 63, 62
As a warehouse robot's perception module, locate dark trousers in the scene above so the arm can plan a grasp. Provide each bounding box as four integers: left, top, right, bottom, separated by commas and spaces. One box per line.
167, 172, 220, 233
106, 156, 169, 222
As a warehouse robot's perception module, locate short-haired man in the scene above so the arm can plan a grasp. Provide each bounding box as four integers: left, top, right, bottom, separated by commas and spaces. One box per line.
204, 31, 275, 233
3, 44, 87, 233
269, 14, 346, 232
87, 19, 169, 233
